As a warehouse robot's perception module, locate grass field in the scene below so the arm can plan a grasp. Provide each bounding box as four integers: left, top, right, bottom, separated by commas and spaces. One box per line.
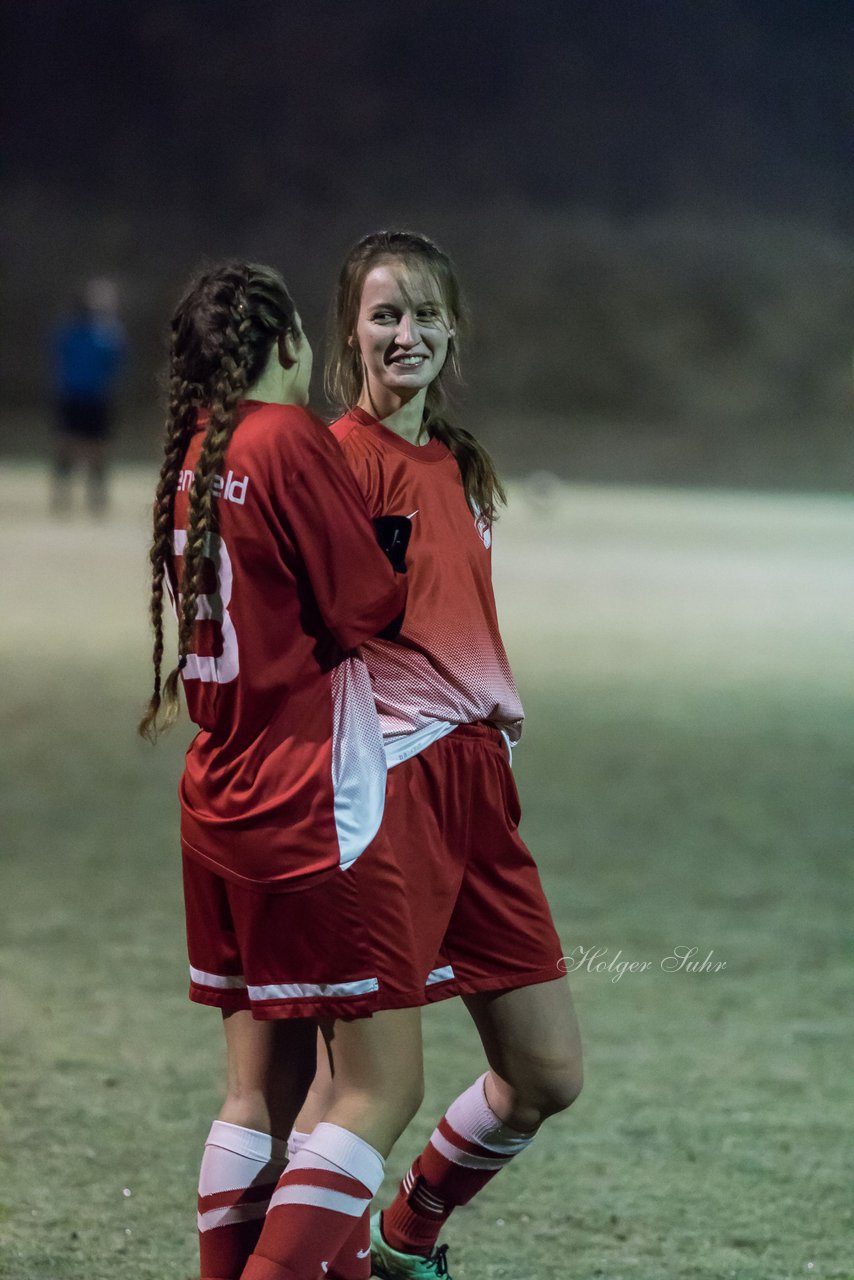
1, 463, 852, 1280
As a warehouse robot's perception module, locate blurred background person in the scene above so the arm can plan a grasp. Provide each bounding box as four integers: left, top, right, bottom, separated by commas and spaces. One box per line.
51, 276, 127, 515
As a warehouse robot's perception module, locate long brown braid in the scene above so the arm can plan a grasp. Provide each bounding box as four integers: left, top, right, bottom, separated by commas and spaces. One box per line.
139, 262, 298, 740
326, 230, 506, 523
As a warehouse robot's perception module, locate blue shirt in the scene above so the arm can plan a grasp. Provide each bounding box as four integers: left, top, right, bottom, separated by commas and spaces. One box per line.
54, 316, 126, 398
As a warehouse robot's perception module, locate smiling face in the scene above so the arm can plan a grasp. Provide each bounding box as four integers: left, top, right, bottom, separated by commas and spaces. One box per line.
354, 260, 455, 415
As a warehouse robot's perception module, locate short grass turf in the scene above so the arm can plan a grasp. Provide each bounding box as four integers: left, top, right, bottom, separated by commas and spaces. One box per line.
1, 464, 852, 1280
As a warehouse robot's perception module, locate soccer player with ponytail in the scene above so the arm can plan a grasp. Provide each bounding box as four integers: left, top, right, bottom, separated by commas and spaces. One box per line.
141, 262, 423, 1280
294, 231, 584, 1279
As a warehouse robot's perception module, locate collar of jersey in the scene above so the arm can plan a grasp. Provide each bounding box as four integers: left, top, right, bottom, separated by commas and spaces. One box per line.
347, 407, 450, 462
193, 399, 279, 433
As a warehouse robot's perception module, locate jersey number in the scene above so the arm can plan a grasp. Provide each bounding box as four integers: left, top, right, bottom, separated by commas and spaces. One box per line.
172, 530, 239, 684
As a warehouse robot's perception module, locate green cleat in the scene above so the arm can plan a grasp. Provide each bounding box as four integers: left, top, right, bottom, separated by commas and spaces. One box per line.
370, 1211, 452, 1278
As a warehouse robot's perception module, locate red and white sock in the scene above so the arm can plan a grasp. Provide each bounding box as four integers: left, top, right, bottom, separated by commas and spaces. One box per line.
286, 1130, 310, 1163
286, 1129, 370, 1280
380, 1073, 536, 1256
242, 1122, 383, 1280
325, 1208, 371, 1280
197, 1120, 288, 1280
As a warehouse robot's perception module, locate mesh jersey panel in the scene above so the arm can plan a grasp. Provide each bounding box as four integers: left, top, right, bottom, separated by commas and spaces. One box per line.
330, 409, 524, 753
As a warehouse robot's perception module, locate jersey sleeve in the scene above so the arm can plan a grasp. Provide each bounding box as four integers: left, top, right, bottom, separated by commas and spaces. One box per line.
280, 427, 407, 651
333, 430, 384, 517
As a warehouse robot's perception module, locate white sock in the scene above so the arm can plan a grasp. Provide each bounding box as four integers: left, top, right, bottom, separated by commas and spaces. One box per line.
197, 1120, 288, 1277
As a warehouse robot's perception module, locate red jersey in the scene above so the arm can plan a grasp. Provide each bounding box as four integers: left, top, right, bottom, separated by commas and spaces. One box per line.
330, 408, 523, 765
171, 401, 406, 890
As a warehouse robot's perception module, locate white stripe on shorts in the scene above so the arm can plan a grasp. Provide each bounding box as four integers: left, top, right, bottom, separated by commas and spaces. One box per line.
190, 966, 247, 990
197, 1201, 268, 1233
429, 1128, 508, 1171
247, 977, 379, 1001
189, 968, 378, 1001
426, 965, 455, 986
268, 1183, 367, 1218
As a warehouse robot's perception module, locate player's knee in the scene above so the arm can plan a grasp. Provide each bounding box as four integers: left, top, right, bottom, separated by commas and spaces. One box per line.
496, 1056, 583, 1127
327, 1073, 423, 1153
539, 1059, 583, 1117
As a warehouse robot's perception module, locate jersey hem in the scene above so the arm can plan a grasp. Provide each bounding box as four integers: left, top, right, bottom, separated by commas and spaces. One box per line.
383, 719, 457, 767
180, 836, 341, 895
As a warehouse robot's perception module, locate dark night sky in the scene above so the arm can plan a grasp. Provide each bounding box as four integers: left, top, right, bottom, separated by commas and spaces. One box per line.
2, 0, 852, 220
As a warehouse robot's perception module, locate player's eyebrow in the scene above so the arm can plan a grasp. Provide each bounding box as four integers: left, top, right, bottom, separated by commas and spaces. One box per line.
369, 298, 440, 311
394, 267, 447, 313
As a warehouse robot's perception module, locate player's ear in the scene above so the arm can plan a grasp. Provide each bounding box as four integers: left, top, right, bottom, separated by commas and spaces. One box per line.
279, 330, 299, 369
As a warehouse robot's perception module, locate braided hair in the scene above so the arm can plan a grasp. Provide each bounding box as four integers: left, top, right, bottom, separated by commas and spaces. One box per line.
326, 229, 506, 524
139, 262, 297, 740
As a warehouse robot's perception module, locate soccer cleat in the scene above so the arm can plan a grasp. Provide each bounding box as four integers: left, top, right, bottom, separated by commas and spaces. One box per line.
370, 1211, 452, 1278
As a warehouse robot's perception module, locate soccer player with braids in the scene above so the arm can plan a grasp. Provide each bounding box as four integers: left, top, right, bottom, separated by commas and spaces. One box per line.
141, 262, 426, 1280
292, 232, 584, 1279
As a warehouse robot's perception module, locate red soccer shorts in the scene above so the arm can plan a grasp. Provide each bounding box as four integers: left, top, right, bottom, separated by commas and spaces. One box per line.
182, 852, 385, 1021
182, 722, 563, 1020
362, 722, 565, 1009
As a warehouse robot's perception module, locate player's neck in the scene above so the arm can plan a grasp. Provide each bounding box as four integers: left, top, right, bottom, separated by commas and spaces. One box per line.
357, 387, 426, 444
248, 347, 306, 408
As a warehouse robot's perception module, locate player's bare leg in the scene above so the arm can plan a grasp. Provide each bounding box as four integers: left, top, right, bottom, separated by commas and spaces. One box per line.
289, 1024, 334, 1140
317, 1006, 425, 1154
464, 975, 583, 1129
288, 1007, 425, 1155
197, 1013, 317, 1280
374, 978, 582, 1271
84, 439, 109, 516
240, 1008, 424, 1280
220, 1009, 318, 1138
51, 436, 78, 515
